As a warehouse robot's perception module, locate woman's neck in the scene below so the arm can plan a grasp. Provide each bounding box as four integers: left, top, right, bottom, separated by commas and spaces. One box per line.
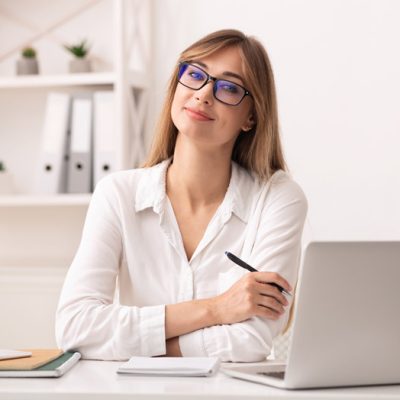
166, 135, 232, 210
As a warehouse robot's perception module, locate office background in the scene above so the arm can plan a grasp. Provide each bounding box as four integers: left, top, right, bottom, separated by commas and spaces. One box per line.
0, 0, 399, 349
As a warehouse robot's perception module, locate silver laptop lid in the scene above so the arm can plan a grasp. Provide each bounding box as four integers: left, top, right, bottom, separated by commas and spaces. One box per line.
285, 242, 400, 389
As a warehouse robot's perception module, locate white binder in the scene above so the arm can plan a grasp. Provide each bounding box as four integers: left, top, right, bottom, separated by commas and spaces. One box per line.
67, 94, 93, 193
35, 92, 71, 194
93, 91, 116, 186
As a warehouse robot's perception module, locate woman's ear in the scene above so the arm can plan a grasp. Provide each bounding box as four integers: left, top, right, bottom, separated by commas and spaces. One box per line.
241, 114, 255, 132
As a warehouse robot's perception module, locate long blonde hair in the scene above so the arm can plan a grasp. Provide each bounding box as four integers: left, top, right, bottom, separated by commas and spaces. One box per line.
143, 29, 287, 181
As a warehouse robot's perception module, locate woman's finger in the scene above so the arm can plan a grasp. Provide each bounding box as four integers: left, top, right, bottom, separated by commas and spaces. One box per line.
253, 271, 292, 293
255, 281, 289, 306
257, 294, 286, 314
254, 303, 282, 320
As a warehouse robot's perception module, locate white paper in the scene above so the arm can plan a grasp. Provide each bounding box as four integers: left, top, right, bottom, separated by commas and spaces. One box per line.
117, 356, 220, 377
0, 349, 32, 361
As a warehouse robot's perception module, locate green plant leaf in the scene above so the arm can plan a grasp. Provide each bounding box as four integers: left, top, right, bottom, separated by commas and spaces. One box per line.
22, 47, 36, 58
63, 39, 90, 58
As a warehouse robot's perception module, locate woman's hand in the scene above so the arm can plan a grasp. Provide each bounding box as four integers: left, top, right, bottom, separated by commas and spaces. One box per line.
211, 272, 292, 325
164, 271, 291, 339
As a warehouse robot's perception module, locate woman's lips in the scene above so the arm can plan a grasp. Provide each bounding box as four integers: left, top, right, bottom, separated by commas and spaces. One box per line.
185, 107, 214, 121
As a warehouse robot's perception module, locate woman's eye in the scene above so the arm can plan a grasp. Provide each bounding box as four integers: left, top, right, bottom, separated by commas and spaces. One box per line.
221, 83, 239, 93
188, 71, 205, 80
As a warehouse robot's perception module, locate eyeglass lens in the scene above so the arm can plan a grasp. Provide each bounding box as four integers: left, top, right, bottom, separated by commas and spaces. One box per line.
178, 63, 247, 106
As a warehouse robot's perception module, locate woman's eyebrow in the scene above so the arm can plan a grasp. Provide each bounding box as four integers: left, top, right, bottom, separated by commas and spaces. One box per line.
192, 60, 245, 84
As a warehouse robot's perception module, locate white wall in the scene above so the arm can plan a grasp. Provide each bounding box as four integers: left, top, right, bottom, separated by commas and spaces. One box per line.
0, 0, 115, 76
151, 0, 400, 244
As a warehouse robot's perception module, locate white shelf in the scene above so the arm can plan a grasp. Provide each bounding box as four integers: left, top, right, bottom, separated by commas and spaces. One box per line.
0, 70, 148, 89
0, 194, 91, 207
0, 264, 69, 272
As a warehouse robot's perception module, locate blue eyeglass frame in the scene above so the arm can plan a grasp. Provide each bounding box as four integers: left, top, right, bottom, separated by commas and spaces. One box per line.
177, 62, 252, 106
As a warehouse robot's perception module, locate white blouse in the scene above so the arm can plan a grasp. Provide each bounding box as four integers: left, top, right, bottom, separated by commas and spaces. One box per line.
55, 158, 307, 362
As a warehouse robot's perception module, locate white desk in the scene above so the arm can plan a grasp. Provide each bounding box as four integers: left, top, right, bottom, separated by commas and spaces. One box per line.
1, 360, 400, 400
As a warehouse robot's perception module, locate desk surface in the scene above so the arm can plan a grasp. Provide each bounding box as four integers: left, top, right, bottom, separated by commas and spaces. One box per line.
1, 360, 400, 400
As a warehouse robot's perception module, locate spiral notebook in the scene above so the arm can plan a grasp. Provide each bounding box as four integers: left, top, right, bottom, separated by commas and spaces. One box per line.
117, 356, 220, 377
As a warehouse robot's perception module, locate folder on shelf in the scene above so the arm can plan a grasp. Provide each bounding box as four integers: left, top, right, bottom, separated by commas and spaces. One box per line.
35, 92, 71, 194
67, 94, 93, 193
93, 91, 117, 186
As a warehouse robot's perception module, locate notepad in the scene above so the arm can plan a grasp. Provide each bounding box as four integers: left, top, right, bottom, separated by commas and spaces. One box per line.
0, 351, 81, 378
0, 349, 63, 370
117, 357, 221, 377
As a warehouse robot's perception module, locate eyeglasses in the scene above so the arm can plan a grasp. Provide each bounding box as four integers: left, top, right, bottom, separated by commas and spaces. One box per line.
177, 62, 251, 106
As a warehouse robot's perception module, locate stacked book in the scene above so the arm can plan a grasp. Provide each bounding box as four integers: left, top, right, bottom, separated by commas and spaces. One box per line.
0, 349, 80, 378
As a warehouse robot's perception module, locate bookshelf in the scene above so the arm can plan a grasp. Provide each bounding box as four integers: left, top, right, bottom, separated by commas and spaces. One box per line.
0, 0, 152, 348
0, 0, 151, 203
0, 72, 115, 88
0, 71, 148, 89
0, 194, 91, 207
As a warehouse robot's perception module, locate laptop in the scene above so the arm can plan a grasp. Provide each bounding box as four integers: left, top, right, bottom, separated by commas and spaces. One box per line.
222, 241, 400, 389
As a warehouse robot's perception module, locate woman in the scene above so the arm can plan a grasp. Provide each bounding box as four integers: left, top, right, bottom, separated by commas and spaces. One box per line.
56, 29, 307, 362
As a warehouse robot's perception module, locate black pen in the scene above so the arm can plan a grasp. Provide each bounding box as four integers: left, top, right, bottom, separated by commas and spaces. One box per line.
224, 251, 292, 296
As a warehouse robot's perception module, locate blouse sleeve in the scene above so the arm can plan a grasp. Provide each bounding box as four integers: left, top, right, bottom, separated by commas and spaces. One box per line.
55, 176, 166, 360
179, 175, 308, 362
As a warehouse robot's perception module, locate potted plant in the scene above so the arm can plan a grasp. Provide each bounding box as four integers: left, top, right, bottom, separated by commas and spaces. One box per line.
0, 161, 15, 194
16, 46, 39, 75
64, 39, 91, 73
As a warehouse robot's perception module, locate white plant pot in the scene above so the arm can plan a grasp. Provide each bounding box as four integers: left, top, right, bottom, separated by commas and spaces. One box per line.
16, 58, 39, 75
69, 58, 91, 73
0, 172, 15, 195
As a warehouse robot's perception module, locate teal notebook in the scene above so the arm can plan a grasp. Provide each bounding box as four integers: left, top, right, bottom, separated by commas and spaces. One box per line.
0, 351, 81, 378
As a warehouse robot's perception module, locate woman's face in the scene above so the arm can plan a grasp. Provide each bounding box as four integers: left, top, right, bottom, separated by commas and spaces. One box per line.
171, 46, 254, 150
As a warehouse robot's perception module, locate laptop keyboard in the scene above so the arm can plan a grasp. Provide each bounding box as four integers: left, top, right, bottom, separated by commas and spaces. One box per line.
257, 371, 286, 380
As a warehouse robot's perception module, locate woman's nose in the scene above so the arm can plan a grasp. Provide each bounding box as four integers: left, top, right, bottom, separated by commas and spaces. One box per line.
194, 81, 214, 105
